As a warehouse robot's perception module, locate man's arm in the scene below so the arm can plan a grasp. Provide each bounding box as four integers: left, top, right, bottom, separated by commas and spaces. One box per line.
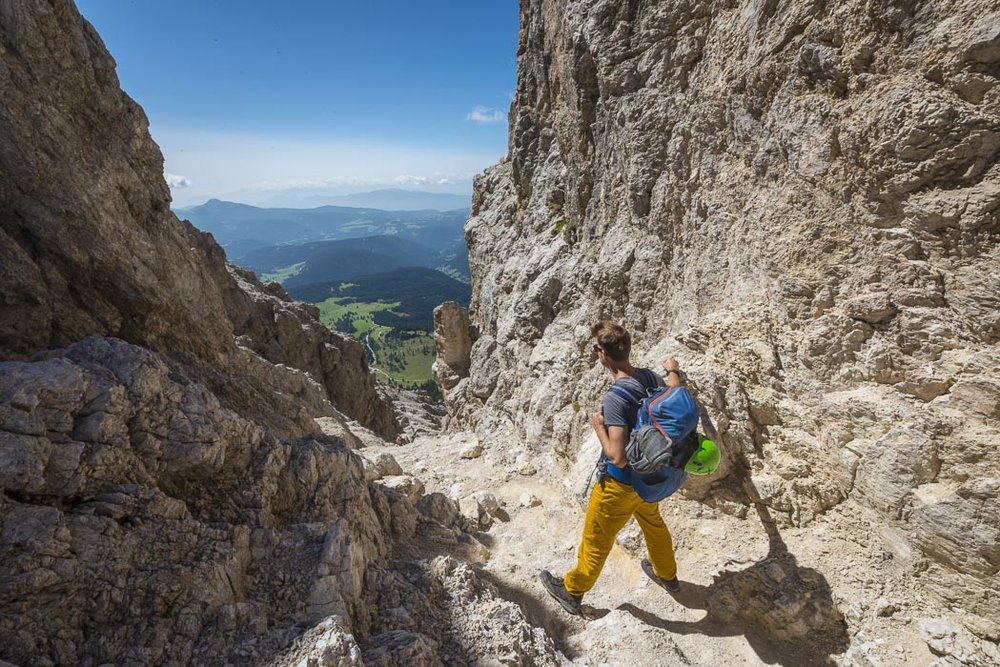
591, 412, 630, 467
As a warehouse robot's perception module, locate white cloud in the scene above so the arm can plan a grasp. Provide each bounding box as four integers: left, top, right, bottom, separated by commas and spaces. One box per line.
394, 174, 431, 186
165, 173, 191, 188
466, 106, 506, 124
393, 174, 462, 188
253, 175, 375, 190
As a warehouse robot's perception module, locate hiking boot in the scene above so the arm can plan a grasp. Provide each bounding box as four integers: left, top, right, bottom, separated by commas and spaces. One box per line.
641, 558, 680, 593
539, 570, 583, 616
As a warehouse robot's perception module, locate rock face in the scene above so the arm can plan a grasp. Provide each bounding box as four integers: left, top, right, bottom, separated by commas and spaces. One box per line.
223, 266, 398, 437
0, 337, 384, 664
0, 337, 555, 666
431, 301, 473, 394
0, 0, 395, 438
0, 2, 572, 665
0, 0, 230, 362
447, 0, 1000, 642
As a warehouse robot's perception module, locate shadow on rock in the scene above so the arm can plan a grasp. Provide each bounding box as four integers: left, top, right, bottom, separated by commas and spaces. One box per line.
622, 478, 850, 667
474, 568, 581, 657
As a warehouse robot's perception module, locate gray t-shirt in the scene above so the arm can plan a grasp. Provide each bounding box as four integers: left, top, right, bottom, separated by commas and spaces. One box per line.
601, 368, 665, 429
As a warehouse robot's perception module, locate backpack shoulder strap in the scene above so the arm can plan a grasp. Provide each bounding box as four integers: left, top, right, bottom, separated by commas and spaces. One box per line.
609, 369, 662, 405
640, 368, 661, 391
608, 382, 644, 404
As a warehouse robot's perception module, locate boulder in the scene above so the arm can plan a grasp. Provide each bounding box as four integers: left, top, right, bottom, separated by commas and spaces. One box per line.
460, 442, 484, 459
519, 493, 542, 508
360, 452, 405, 481
381, 475, 426, 504
918, 618, 979, 664
459, 496, 490, 530
432, 302, 473, 393
416, 493, 463, 529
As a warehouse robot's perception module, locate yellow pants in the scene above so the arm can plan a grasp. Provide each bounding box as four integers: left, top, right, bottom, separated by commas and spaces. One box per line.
563, 476, 677, 596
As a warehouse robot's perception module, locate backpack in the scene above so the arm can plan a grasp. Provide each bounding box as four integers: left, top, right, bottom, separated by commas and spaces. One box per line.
626, 385, 701, 473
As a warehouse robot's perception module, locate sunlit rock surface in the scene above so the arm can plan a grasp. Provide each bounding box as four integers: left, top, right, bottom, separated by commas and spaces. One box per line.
448, 0, 1000, 643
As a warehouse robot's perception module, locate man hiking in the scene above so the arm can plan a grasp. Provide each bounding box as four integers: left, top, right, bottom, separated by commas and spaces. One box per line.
540, 321, 685, 615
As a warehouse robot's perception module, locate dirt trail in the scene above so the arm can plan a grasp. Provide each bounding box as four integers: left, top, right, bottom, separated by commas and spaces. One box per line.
368, 431, 945, 666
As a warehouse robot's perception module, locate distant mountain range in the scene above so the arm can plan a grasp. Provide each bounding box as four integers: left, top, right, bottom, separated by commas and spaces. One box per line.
280, 189, 472, 211
179, 199, 472, 340
178, 199, 470, 260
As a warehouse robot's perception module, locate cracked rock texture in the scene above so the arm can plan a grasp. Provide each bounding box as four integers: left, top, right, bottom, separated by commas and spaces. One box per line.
444, 0, 1000, 643
0, 338, 554, 666
0, 336, 387, 665
432, 302, 474, 422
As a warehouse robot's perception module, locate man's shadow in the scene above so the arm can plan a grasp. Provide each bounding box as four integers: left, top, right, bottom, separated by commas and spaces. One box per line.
613, 474, 850, 666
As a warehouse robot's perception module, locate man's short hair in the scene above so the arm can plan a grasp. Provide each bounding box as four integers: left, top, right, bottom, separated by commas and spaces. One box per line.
592, 321, 631, 361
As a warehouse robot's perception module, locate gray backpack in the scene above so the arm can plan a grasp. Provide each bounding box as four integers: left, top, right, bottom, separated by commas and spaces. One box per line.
609, 381, 701, 473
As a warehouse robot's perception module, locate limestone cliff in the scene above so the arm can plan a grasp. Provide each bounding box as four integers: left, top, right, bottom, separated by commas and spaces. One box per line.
0, 2, 563, 665
447, 0, 1000, 643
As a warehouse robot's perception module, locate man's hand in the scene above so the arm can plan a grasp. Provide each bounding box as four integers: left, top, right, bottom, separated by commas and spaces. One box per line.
590, 411, 605, 432
662, 357, 684, 387
591, 412, 628, 467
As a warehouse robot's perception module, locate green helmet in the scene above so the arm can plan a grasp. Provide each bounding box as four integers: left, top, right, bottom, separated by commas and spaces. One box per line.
685, 436, 721, 475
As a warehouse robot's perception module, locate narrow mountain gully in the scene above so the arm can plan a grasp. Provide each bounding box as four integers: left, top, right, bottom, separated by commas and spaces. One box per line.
2, 0, 998, 664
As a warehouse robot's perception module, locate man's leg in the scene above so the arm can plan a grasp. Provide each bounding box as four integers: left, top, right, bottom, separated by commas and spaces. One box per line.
634, 501, 678, 580
563, 477, 641, 597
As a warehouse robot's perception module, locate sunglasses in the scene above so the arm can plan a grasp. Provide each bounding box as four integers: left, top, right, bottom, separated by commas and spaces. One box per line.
593, 344, 604, 354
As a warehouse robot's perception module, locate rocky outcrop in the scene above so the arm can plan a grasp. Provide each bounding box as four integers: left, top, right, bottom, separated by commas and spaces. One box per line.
0, 337, 556, 665
358, 556, 560, 666
379, 385, 447, 438
0, 337, 384, 664
223, 266, 398, 437
432, 302, 473, 391
449, 0, 1000, 643
0, 0, 230, 363
0, 0, 395, 437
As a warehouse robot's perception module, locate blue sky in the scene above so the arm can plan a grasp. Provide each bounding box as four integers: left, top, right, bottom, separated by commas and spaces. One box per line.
77, 1, 519, 207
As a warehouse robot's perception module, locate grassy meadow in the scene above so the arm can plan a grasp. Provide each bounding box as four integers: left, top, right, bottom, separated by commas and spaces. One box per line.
316, 296, 437, 391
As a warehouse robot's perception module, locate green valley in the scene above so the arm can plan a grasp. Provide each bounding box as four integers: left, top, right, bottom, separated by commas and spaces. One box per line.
183, 202, 473, 394
260, 261, 305, 283
305, 267, 470, 394
316, 297, 435, 389
316, 297, 399, 337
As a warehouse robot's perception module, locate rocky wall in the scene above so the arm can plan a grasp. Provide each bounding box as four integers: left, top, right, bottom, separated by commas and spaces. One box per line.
0, 337, 385, 665
447, 0, 1000, 641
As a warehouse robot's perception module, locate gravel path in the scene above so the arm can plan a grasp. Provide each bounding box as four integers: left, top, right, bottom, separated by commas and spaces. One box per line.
362, 430, 952, 666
